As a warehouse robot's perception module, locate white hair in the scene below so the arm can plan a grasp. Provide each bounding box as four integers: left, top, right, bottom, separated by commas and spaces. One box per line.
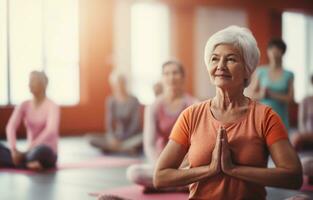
204, 26, 260, 86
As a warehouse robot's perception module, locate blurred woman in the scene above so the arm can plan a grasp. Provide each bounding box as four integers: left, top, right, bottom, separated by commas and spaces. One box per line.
0, 71, 60, 171
154, 26, 302, 200
249, 38, 294, 130
291, 74, 313, 151
89, 71, 142, 155
126, 60, 197, 193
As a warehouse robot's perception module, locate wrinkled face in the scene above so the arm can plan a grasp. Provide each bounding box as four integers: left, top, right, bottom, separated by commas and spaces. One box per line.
29, 74, 46, 96
267, 46, 283, 62
208, 44, 247, 89
162, 63, 184, 90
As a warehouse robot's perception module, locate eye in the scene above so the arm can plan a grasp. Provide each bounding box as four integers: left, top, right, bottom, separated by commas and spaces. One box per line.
211, 57, 219, 63
227, 57, 236, 63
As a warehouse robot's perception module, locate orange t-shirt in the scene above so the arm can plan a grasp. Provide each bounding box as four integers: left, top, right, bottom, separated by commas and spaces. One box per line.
169, 99, 288, 200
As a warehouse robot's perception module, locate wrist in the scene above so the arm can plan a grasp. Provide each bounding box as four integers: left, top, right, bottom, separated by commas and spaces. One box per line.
225, 164, 236, 176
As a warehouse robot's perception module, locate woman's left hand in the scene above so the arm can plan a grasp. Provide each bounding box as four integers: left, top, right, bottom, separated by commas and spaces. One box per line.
221, 128, 235, 175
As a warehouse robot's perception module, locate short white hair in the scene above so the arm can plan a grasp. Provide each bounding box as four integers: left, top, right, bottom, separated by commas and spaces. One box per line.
204, 26, 260, 86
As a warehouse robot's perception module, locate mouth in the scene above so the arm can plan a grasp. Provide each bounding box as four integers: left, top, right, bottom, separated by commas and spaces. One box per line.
215, 74, 232, 79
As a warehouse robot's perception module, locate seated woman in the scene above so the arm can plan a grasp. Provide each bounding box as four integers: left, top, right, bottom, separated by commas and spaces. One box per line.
154, 26, 302, 200
89, 71, 142, 155
291, 74, 313, 151
126, 60, 197, 193
291, 74, 313, 184
0, 71, 60, 171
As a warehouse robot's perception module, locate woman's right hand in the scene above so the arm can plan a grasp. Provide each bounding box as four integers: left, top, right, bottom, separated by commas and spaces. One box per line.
11, 149, 25, 166
208, 127, 223, 176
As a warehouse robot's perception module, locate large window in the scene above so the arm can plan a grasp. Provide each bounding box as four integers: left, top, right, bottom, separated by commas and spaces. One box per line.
130, 3, 169, 105
0, 0, 8, 105
0, 0, 79, 105
283, 12, 313, 102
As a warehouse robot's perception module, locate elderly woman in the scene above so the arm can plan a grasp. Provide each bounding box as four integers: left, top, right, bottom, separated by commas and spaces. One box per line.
125, 60, 197, 193
249, 38, 294, 130
89, 70, 142, 155
0, 71, 60, 171
154, 26, 302, 200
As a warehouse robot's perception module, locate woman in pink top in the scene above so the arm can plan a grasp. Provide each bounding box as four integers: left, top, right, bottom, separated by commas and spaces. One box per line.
154, 26, 302, 200
0, 71, 60, 171
125, 60, 197, 193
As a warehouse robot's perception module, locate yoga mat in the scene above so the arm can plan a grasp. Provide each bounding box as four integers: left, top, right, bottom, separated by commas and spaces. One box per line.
89, 185, 188, 200
0, 156, 141, 174
301, 176, 313, 191
58, 156, 142, 169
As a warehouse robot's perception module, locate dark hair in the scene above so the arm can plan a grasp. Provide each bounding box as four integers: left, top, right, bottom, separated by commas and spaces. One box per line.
267, 38, 287, 55
162, 60, 185, 77
311, 74, 313, 84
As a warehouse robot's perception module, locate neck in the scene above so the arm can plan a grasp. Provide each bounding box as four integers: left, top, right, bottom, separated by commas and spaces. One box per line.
115, 92, 128, 101
213, 87, 246, 110
33, 93, 46, 105
269, 59, 282, 70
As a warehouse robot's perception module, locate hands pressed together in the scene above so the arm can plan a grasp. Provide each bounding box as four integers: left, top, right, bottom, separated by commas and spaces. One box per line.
209, 127, 235, 176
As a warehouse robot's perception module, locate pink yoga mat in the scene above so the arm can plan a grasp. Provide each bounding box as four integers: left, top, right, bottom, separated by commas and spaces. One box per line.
89, 185, 188, 200
301, 176, 313, 191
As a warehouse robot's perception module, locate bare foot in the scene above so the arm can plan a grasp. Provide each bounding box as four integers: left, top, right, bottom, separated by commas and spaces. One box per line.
26, 161, 43, 171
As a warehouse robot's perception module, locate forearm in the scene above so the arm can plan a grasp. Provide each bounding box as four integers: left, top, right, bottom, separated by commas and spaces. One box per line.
268, 91, 292, 103
228, 165, 302, 189
154, 165, 215, 188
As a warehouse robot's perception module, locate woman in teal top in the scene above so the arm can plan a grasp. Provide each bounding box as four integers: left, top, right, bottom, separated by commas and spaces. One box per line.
250, 39, 294, 130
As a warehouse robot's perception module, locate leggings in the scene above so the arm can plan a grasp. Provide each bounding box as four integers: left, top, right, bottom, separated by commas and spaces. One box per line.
0, 143, 57, 169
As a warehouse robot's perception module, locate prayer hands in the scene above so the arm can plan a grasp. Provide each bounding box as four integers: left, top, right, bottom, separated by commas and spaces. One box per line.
209, 127, 235, 176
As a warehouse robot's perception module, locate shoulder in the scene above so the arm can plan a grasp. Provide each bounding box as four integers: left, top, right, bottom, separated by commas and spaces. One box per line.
252, 100, 282, 127
46, 98, 60, 110
15, 100, 31, 112
129, 95, 140, 104
283, 69, 294, 79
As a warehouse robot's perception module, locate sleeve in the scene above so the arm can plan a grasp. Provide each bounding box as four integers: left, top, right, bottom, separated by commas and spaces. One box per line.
169, 107, 192, 149
6, 103, 25, 150
122, 97, 141, 139
263, 108, 289, 147
30, 104, 60, 148
143, 104, 159, 164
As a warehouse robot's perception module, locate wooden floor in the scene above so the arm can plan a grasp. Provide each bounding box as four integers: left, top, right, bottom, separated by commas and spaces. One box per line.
0, 137, 312, 200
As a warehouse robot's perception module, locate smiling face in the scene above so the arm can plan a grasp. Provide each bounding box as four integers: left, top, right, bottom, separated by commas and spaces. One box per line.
208, 44, 247, 90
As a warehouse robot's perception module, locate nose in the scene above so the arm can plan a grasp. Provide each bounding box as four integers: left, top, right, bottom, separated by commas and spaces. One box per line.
217, 58, 226, 70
